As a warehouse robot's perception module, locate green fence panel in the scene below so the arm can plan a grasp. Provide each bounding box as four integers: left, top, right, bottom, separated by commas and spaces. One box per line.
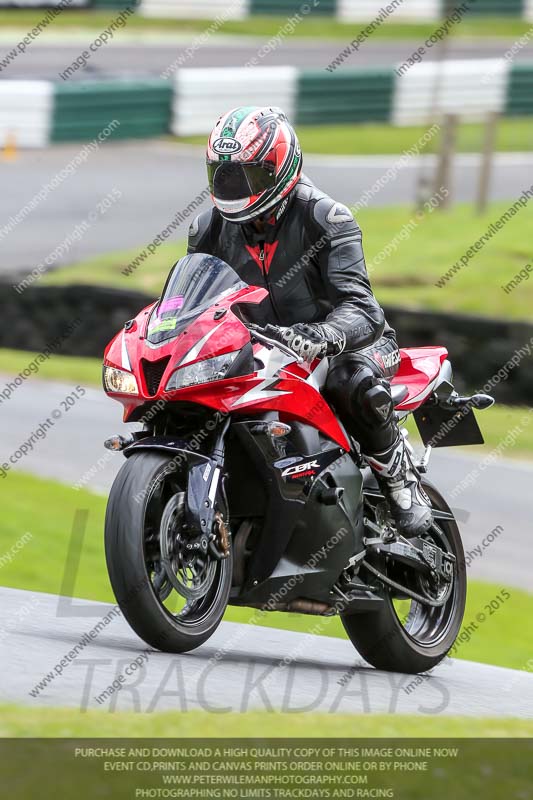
297, 69, 394, 126
506, 64, 533, 116
52, 80, 173, 142
91, 0, 139, 8
250, 0, 336, 16
454, 0, 524, 16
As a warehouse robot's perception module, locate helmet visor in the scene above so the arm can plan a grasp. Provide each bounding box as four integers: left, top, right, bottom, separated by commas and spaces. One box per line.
207, 160, 276, 201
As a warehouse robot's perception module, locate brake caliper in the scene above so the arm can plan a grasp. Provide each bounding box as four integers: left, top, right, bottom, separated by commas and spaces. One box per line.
211, 511, 230, 560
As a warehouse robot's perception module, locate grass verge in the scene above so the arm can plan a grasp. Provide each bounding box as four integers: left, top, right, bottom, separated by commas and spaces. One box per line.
1, 471, 531, 672
1, 706, 531, 737
0, 11, 531, 38
177, 117, 533, 156
0, 349, 103, 388
43, 201, 533, 320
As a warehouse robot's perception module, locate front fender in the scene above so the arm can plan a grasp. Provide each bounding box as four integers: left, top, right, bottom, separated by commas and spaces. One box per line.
124, 436, 221, 535
124, 435, 210, 466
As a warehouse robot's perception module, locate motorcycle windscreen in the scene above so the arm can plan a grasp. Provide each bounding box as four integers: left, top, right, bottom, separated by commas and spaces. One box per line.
147, 254, 248, 345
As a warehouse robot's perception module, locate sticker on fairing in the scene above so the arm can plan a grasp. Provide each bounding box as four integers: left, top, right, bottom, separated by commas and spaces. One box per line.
159, 296, 184, 314
281, 459, 320, 479
149, 318, 178, 334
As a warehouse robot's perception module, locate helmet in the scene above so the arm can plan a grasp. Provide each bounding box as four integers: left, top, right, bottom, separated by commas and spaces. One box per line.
206, 105, 302, 224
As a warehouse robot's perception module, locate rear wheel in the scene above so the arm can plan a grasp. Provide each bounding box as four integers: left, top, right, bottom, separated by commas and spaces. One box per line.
105, 451, 232, 653
341, 481, 466, 674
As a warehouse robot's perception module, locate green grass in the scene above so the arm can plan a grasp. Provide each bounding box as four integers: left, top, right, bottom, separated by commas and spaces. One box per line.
301, 118, 533, 155
177, 117, 533, 156
363, 203, 533, 319
43, 201, 533, 320
0, 348, 103, 388
2, 471, 532, 672
42, 239, 184, 294
0, 11, 530, 38
1, 706, 532, 737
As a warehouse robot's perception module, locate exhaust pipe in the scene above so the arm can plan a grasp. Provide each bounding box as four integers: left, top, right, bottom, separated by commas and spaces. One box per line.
246, 599, 335, 616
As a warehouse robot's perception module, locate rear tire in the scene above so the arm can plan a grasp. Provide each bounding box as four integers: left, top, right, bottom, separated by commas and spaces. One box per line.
341, 481, 466, 674
105, 451, 232, 653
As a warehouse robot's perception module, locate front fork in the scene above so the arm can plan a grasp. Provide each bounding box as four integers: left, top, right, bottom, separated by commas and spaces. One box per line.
184, 415, 232, 560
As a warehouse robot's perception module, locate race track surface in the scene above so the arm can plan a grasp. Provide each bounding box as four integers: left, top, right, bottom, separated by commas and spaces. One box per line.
2, 587, 532, 716
1, 36, 532, 79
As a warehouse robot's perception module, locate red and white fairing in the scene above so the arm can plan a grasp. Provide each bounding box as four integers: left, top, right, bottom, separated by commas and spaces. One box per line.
104, 283, 449, 451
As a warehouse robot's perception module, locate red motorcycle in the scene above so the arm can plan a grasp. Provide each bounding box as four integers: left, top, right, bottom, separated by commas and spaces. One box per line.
103, 254, 493, 674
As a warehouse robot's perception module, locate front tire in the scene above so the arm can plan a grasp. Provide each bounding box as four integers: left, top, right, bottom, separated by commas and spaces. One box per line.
342, 481, 466, 674
105, 451, 232, 653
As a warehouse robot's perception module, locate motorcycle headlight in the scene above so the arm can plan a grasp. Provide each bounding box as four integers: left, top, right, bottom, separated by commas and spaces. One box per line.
165, 351, 239, 391
103, 366, 139, 395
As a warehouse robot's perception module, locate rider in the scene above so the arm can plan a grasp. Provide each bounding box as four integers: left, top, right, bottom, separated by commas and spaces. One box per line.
187, 105, 433, 536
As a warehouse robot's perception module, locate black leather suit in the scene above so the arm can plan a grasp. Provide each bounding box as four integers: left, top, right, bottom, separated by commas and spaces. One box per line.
187, 174, 401, 455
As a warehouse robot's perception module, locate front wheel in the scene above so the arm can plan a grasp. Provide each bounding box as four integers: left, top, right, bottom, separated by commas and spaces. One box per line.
341, 481, 466, 674
105, 451, 233, 653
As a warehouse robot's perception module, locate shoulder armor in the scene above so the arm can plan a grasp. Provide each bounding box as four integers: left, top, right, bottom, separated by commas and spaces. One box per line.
187, 209, 214, 253
312, 196, 360, 245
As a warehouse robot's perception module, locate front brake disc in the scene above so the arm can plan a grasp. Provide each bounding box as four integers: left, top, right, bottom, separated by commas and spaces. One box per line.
159, 493, 216, 601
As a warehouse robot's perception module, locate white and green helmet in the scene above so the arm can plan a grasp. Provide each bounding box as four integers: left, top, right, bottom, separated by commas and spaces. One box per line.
206, 106, 303, 224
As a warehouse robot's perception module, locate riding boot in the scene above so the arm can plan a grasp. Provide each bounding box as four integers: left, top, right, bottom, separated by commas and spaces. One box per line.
365, 434, 434, 537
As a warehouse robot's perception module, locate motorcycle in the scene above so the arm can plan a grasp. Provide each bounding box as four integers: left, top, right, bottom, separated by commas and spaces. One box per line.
103, 254, 493, 674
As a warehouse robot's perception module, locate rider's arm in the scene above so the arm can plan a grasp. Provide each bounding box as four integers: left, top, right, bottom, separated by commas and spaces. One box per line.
311, 198, 385, 351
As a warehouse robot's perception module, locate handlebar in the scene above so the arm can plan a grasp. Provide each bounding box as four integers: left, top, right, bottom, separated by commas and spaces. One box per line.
245, 324, 304, 364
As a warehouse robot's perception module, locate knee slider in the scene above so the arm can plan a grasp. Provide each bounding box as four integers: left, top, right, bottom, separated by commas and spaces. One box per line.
361, 378, 394, 427
344, 365, 381, 416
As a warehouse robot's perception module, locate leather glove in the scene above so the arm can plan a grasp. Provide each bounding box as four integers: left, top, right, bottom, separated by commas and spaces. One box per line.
264, 322, 346, 362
